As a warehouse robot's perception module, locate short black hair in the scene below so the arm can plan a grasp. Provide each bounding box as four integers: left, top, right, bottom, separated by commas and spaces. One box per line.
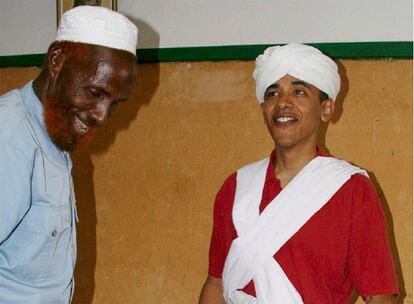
320, 90, 329, 102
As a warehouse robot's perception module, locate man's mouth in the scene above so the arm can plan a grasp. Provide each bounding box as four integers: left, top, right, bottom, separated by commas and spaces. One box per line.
73, 115, 91, 136
272, 115, 298, 125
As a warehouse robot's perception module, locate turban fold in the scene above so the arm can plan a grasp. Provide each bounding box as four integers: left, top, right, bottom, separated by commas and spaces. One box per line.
55, 6, 138, 56
253, 43, 340, 103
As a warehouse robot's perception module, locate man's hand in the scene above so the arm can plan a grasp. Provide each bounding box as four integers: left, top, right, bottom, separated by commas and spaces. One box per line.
199, 275, 225, 304
364, 294, 397, 304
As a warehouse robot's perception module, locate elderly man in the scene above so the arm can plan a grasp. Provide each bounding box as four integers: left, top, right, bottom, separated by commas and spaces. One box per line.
199, 43, 398, 304
0, 6, 137, 303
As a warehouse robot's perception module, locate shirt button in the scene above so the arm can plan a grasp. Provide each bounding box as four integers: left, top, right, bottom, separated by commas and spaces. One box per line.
51, 230, 57, 237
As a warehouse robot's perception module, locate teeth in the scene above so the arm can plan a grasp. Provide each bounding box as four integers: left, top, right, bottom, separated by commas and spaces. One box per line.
276, 116, 295, 123
75, 116, 89, 132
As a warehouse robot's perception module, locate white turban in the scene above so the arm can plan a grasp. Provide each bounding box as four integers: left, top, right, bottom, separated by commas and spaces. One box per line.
55, 6, 138, 56
253, 43, 340, 103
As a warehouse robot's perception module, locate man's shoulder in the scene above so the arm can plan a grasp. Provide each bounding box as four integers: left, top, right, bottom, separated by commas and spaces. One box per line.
217, 172, 237, 196
0, 87, 26, 130
216, 156, 270, 201
328, 160, 380, 210
324, 156, 370, 182
343, 170, 374, 193
0, 87, 24, 105
238, 156, 270, 173
0, 86, 38, 155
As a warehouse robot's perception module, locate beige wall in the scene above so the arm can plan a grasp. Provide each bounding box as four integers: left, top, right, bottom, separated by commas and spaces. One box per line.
0, 59, 412, 303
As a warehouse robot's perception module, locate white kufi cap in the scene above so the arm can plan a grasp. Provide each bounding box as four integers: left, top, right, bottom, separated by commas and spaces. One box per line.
253, 43, 340, 103
55, 6, 138, 56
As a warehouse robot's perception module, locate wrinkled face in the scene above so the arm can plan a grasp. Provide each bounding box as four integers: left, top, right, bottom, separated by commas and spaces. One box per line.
44, 44, 137, 151
261, 74, 334, 150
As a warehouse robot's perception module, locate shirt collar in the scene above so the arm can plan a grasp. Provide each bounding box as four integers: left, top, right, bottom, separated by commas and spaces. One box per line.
21, 81, 45, 129
20, 81, 70, 169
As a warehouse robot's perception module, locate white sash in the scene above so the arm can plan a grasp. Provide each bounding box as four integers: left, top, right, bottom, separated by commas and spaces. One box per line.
223, 156, 368, 304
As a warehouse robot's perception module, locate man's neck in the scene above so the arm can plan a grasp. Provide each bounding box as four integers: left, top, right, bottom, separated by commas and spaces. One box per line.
274, 143, 318, 188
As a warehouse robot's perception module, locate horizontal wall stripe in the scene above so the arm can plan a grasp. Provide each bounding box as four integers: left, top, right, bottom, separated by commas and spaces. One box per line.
0, 54, 45, 68
0, 41, 412, 68
138, 41, 413, 62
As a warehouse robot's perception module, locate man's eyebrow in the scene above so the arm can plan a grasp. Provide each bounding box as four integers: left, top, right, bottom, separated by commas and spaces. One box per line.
291, 80, 311, 88
265, 83, 279, 92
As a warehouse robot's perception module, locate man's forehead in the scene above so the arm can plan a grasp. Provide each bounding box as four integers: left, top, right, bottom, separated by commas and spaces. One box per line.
65, 43, 134, 67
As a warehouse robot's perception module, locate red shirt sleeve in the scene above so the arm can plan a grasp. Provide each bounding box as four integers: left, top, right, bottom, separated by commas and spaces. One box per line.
208, 172, 238, 278
347, 174, 399, 296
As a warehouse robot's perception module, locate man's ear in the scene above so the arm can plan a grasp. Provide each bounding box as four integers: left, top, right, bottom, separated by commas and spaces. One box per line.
321, 99, 335, 122
46, 43, 66, 82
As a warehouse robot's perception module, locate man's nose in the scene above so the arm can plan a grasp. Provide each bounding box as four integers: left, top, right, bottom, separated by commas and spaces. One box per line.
90, 99, 111, 126
275, 93, 292, 109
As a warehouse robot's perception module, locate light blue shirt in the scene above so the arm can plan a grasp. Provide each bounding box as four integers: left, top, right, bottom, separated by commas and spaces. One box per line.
0, 82, 77, 303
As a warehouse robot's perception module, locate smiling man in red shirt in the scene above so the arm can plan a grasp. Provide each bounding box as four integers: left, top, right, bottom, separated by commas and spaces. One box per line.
199, 43, 398, 304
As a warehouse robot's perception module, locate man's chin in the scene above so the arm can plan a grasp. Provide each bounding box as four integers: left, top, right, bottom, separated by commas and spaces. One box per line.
51, 129, 97, 152
69, 130, 97, 151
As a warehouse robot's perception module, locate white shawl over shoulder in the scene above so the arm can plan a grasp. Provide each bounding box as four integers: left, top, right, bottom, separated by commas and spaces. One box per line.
223, 156, 367, 304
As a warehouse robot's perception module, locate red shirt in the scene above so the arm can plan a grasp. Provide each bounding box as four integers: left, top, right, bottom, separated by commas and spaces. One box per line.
208, 150, 398, 303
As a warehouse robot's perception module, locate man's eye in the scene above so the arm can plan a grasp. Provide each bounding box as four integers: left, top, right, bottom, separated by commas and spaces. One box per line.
110, 101, 122, 111
293, 89, 305, 95
109, 101, 121, 116
87, 88, 102, 98
265, 91, 279, 98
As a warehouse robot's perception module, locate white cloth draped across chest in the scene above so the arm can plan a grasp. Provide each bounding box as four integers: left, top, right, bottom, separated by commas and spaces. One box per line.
222, 156, 368, 304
